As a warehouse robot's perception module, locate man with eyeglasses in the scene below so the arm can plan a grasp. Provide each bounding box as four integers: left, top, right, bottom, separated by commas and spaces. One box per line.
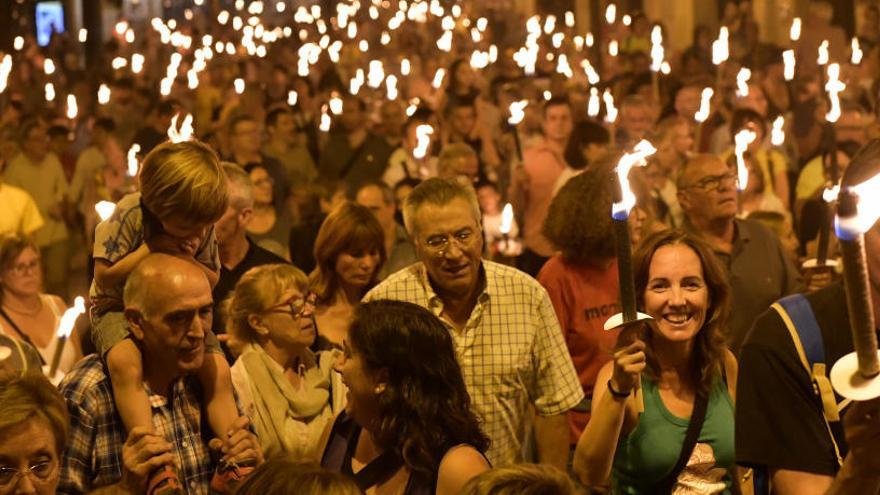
364, 177, 583, 469
58, 254, 262, 494
677, 154, 801, 353
225, 115, 288, 212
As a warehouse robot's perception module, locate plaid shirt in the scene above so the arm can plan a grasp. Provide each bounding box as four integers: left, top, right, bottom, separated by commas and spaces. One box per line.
364, 261, 584, 466
58, 355, 215, 494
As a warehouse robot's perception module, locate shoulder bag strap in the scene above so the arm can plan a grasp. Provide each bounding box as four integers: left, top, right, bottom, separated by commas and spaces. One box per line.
0, 307, 46, 366
653, 391, 710, 494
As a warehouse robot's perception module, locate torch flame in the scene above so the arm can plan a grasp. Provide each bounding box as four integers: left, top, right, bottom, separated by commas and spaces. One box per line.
771, 116, 785, 146
824, 184, 840, 203
605, 4, 616, 24
432, 68, 446, 89
694, 87, 714, 123
612, 140, 657, 218
0, 55, 11, 93
127, 143, 141, 177
825, 63, 846, 123
735, 68, 751, 98
588, 88, 600, 117
650, 26, 664, 72
734, 129, 757, 191
66, 94, 78, 120
288, 90, 298, 106
319, 106, 331, 132
852, 37, 864, 65
837, 172, 880, 235
500, 203, 514, 235
712, 27, 729, 65
790, 17, 802, 41
97, 84, 111, 104
95, 201, 117, 221
603, 89, 618, 124
508, 100, 528, 126
818, 40, 829, 66
413, 124, 434, 159
581, 59, 600, 85
167, 113, 194, 143
783, 49, 796, 81
45, 83, 55, 102
56, 297, 86, 339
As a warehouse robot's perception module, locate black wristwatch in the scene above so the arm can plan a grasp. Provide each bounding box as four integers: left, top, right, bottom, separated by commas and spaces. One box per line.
607, 379, 631, 399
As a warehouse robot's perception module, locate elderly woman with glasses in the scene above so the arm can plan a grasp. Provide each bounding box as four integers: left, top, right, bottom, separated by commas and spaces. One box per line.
0, 372, 69, 495
226, 264, 345, 460
0, 233, 80, 376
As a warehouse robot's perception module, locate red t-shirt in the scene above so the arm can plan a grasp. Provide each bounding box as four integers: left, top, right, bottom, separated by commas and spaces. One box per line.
537, 255, 621, 443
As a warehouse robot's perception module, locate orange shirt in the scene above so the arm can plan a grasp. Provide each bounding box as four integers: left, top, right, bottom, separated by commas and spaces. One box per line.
538, 255, 621, 443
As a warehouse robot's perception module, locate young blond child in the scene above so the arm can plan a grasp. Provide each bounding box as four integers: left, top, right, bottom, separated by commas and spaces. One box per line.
90, 140, 240, 491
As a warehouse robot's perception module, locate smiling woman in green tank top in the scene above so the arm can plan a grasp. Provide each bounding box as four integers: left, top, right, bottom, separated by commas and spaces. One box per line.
572, 229, 741, 494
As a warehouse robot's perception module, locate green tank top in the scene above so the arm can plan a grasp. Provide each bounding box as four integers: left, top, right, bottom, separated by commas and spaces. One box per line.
611, 374, 735, 494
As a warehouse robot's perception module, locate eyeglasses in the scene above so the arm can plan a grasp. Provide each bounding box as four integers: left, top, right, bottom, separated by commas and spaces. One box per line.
685, 172, 737, 192
0, 460, 57, 490
265, 293, 316, 318
422, 229, 478, 257
8, 259, 40, 276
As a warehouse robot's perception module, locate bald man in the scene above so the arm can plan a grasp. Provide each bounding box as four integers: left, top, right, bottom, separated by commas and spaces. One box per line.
59, 254, 262, 494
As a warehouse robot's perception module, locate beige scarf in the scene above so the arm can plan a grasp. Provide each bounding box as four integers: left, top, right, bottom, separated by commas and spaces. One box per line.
239, 343, 334, 458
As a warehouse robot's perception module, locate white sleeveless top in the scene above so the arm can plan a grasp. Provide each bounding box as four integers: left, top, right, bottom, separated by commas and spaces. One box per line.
0, 295, 78, 374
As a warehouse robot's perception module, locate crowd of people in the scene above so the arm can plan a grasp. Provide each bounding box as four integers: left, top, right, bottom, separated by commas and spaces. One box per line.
2, 0, 880, 493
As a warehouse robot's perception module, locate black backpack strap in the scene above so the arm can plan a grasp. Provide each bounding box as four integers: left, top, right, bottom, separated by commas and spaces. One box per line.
653, 391, 709, 494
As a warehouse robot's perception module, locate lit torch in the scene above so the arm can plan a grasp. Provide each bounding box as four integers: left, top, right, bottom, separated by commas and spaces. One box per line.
0, 55, 11, 93
499, 202, 514, 254
604, 89, 618, 148
650, 25, 665, 103
735, 67, 751, 98
66, 94, 78, 120
771, 116, 785, 147
127, 143, 141, 177
734, 128, 757, 212
783, 49, 796, 81
167, 113, 194, 143
47, 296, 86, 378
694, 87, 714, 149
605, 139, 657, 389
508, 100, 528, 162
829, 142, 880, 401
852, 37, 863, 65
97, 84, 111, 105
413, 124, 433, 160
712, 27, 729, 89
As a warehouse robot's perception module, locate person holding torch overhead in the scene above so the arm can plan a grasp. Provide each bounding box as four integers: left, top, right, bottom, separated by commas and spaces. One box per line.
572, 229, 740, 494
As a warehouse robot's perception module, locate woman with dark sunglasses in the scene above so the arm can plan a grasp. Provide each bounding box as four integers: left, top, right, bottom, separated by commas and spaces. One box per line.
225, 263, 345, 461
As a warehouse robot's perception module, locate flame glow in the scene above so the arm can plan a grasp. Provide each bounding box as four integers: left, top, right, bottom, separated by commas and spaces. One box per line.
783, 49, 796, 81
735, 68, 751, 97
56, 297, 86, 339
790, 17, 801, 41
852, 37, 863, 65
771, 116, 786, 146
508, 100, 528, 126
824, 184, 840, 203
650, 26, 665, 72
734, 129, 757, 191
127, 144, 141, 177
612, 140, 658, 218
605, 4, 616, 24
712, 27, 729, 65
45, 83, 55, 102
97, 84, 111, 104
588, 88, 600, 117
95, 201, 116, 221
287, 90, 298, 106
66, 94, 77, 120
837, 172, 880, 235
818, 40, 829, 65
825, 63, 846, 123
432, 68, 446, 89
500, 203, 514, 235
413, 124, 434, 159
694, 87, 714, 123
167, 113, 194, 143
603, 89, 618, 123
0, 55, 11, 93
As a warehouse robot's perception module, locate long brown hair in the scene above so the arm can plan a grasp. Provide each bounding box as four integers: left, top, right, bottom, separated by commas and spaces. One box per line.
309, 202, 386, 302
633, 229, 729, 395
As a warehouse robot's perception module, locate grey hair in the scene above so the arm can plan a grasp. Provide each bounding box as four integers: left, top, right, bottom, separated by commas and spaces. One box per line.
402, 177, 482, 237
437, 143, 478, 178
222, 161, 254, 210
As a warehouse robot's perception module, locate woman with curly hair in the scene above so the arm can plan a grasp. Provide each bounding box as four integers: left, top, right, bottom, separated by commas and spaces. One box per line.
573, 229, 739, 494
310, 202, 386, 349
537, 166, 623, 447
322, 300, 490, 494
